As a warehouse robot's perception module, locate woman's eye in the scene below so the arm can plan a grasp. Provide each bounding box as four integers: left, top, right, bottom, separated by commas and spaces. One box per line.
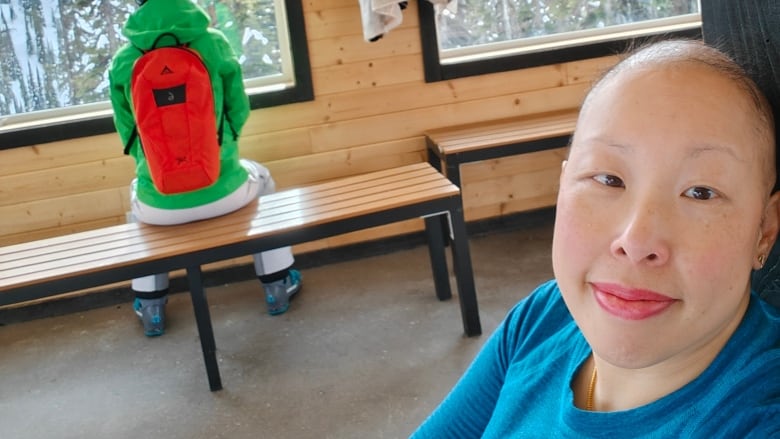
593, 174, 624, 188
683, 186, 718, 201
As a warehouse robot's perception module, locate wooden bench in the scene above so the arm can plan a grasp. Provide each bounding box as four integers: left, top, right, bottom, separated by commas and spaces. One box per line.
0, 163, 480, 391
425, 109, 578, 187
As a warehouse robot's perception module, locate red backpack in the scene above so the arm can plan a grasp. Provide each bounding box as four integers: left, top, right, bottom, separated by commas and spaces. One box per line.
123, 33, 235, 194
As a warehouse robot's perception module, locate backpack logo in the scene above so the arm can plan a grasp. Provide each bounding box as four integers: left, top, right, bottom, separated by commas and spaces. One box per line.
125, 33, 222, 195
152, 85, 185, 107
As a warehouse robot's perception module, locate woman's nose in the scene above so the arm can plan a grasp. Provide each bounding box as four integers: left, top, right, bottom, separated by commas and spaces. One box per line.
609, 203, 671, 266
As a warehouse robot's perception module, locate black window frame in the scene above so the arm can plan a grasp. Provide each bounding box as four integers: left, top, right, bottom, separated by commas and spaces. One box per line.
0, 0, 313, 151
417, 1, 703, 84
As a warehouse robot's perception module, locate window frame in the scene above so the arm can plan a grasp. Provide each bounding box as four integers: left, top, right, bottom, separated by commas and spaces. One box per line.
417, 1, 703, 83
0, 0, 313, 151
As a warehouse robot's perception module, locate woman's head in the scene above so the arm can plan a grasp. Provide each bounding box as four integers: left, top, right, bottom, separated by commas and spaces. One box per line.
552, 40, 780, 373
583, 39, 776, 192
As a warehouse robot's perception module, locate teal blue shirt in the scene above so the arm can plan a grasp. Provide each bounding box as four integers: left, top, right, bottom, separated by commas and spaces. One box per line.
412, 280, 780, 438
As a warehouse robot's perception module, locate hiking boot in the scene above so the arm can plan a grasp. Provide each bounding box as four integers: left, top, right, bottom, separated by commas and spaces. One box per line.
264, 269, 302, 316
133, 296, 168, 337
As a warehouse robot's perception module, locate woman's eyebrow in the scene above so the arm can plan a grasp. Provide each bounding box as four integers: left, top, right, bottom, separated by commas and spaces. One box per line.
574, 135, 632, 151
686, 144, 746, 163
576, 137, 747, 162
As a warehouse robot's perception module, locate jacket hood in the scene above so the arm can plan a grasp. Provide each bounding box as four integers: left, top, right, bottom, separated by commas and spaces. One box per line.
123, 0, 210, 49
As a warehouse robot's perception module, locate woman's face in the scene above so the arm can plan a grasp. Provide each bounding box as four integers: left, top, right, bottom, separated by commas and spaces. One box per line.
552, 63, 778, 370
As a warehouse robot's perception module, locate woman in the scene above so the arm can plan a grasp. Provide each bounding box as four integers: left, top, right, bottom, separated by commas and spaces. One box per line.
412, 40, 780, 437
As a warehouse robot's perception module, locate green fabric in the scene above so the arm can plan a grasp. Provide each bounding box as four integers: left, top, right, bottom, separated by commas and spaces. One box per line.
109, 0, 250, 210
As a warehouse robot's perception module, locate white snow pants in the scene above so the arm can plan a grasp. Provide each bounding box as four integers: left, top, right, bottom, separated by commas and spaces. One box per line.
129, 159, 294, 293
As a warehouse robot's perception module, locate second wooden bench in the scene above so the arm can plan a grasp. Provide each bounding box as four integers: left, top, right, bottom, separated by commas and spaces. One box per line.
425, 109, 578, 187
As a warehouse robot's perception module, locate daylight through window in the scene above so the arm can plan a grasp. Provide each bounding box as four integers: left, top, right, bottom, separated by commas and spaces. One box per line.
0, 0, 296, 128
432, 0, 701, 65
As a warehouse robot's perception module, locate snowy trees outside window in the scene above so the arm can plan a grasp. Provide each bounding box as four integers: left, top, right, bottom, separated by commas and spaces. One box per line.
0, 0, 288, 117
435, 0, 700, 62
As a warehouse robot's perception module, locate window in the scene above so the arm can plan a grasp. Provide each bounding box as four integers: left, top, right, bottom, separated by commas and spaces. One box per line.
0, 0, 312, 149
418, 0, 702, 82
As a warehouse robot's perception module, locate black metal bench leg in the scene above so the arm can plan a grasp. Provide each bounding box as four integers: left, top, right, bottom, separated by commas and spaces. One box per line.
424, 214, 452, 301
447, 200, 482, 337
186, 265, 223, 391
426, 140, 457, 249
426, 139, 443, 173
445, 156, 462, 188
440, 156, 463, 247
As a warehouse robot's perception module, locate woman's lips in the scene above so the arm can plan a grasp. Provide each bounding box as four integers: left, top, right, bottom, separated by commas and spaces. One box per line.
591, 282, 677, 320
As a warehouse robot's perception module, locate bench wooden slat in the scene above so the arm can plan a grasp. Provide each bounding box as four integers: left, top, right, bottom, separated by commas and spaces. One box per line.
0, 163, 437, 259
424, 109, 578, 192
434, 120, 576, 151
0, 165, 458, 289
0, 182, 455, 281
0, 163, 438, 258
256, 169, 449, 216
0, 168, 449, 265
426, 109, 578, 155
261, 162, 437, 205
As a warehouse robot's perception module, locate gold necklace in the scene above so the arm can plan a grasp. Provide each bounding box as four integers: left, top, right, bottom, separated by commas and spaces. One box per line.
586, 364, 597, 411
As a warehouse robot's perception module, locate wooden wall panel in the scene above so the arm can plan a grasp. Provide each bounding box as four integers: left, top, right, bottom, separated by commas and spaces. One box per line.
303, 0, 356, 13
263, 138, 425, 187
245, 60, 568, 133
0, 133, 123, 175
0, 0, 619, 276
0, 157, 134, 205
241, 99, 329, 134
313, 53, 424, 96
303, 83, 587, 154
460, 148, 567, 221
308, 27, 422, 68
2, 188, 127, 237
240, 127, 314, 162
564, 55, 619, 85
317, 64, 568, 123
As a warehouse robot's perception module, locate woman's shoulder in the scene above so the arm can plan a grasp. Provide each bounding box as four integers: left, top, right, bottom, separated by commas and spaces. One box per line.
504, 279, 570, 326
497, 279, 579, 353
735, 293, 780, 355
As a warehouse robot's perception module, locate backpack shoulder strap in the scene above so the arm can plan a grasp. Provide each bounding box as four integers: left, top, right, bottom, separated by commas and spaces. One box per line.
150, 32, 182, 49
123, 128, 138, 155
218, 105, 239, 146
123, 33, 185, 155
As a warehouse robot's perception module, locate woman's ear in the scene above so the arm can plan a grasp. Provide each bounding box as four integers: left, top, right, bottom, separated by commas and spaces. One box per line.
756, 192, 780, 269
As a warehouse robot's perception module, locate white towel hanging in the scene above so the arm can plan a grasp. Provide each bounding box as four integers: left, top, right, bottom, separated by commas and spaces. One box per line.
359, 0, 404, 42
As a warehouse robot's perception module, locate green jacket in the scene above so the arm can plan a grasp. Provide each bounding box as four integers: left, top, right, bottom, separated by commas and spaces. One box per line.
109, 0, 250, 209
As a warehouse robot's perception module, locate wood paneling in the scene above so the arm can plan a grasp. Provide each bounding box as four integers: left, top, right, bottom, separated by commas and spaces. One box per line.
0, 157, 134, 205
0, 0, 617, 274
2, 188, 127, 237
564, 55, 619, 85
309, 27, 422, 68
244, 58, 569, 134
313, 53, 424, 96
0, 133, 123, 175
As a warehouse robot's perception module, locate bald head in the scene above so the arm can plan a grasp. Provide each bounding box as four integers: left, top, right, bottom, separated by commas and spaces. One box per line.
578, 40, 776, 194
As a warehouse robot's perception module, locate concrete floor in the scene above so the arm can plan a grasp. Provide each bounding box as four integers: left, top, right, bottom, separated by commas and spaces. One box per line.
0, 212, 555, 439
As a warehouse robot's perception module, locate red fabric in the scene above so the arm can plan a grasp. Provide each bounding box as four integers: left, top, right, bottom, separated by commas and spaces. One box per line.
130, 46, 220, 194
